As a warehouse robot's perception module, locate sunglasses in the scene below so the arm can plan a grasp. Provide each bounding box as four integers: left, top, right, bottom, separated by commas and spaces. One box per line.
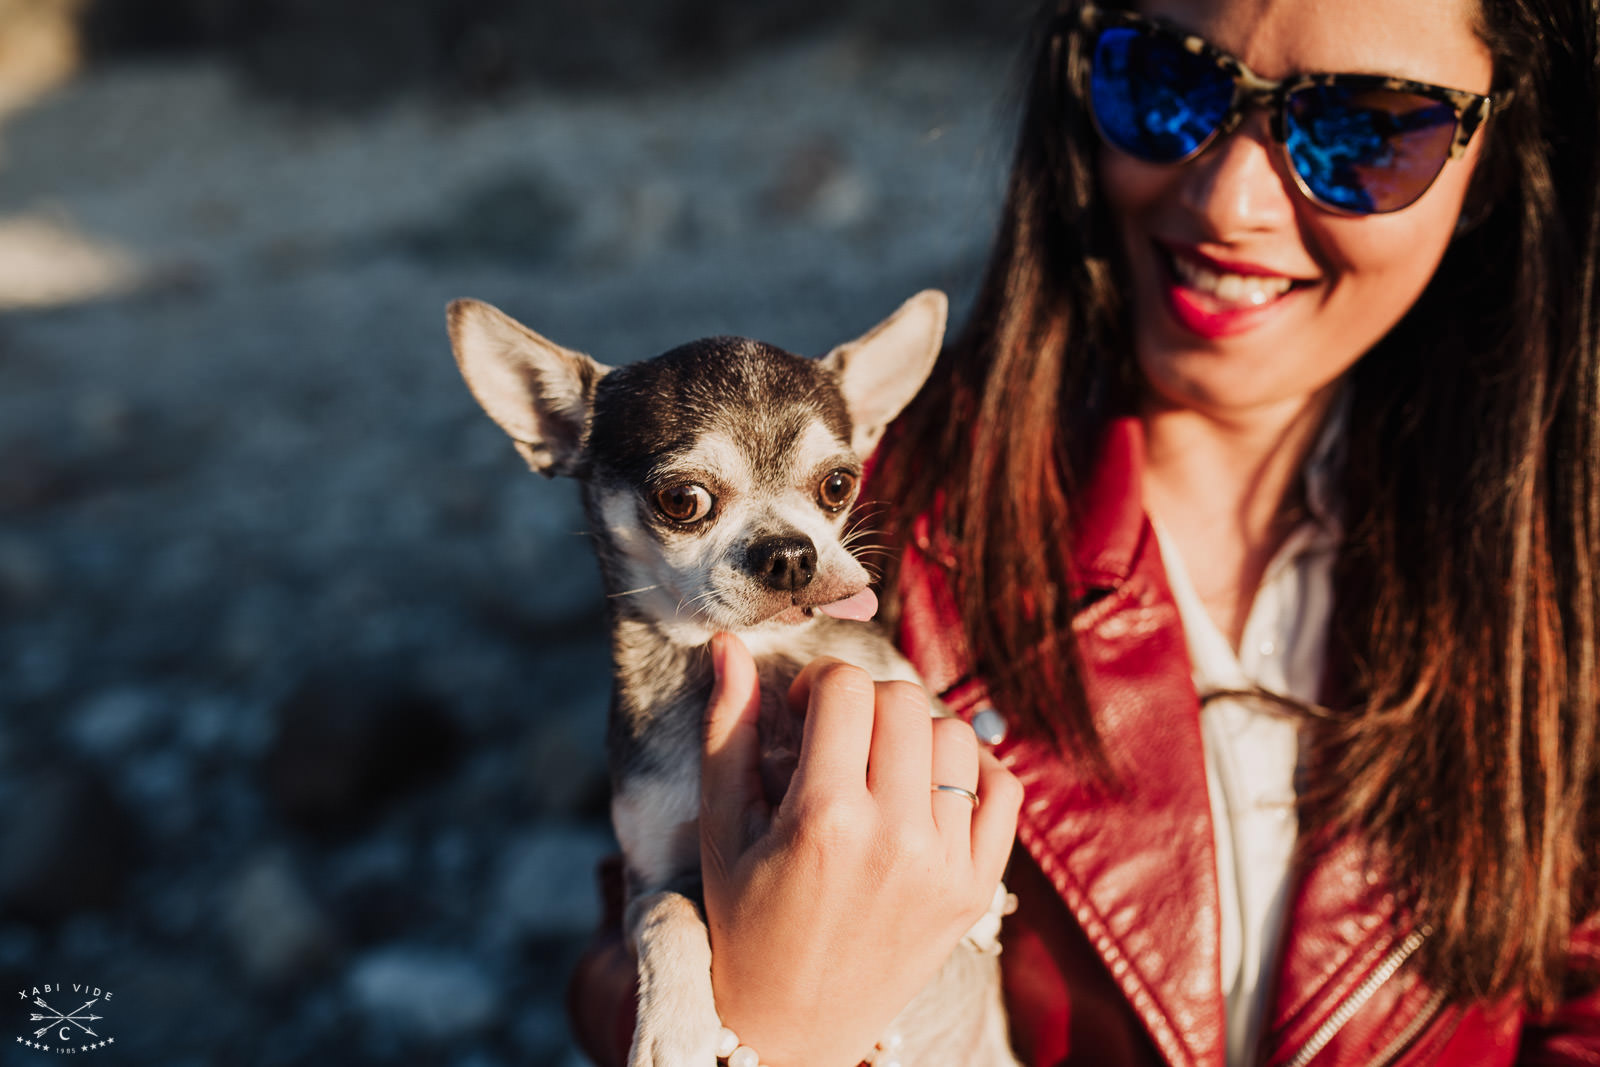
1069, 3, 1509, 215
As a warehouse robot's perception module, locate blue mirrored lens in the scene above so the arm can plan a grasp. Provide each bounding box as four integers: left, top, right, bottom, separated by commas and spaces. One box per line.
1089, 26, 1234, 162
1285, 84, 1458, 213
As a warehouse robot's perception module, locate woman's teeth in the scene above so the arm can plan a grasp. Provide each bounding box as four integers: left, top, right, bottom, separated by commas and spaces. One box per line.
1171, 254, 1294, 307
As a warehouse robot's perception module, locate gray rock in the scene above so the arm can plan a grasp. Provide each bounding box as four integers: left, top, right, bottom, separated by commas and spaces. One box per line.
173, 692, 243, 756
119, 749, 199, 841
223, 850, 338, 986
69, 686, 168, 759
485, 824, 614, 943
346, 946, 501, 1040
328, 834, 414, 890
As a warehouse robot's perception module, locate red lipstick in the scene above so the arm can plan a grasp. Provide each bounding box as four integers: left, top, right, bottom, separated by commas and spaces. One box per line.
1157, 242, 1306, 340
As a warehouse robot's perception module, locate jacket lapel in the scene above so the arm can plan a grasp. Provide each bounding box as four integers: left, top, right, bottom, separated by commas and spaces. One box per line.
1253, 833, 1404, 1066
898, 419, 1227, 1067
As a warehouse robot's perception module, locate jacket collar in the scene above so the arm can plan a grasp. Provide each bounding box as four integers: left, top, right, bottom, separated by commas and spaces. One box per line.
1068, 416, 1150, 591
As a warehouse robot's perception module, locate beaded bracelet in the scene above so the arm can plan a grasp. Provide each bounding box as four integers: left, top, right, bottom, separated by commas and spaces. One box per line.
715, 1024, 906, 1067
716, 1025, 764, 1067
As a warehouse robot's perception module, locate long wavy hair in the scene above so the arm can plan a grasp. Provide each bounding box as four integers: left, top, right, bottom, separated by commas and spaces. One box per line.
873, 0, 1600, 1012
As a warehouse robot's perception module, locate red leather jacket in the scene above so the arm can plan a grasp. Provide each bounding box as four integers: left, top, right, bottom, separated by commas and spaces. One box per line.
894, 417, 1600, 1067
567, 417, 1600, 1066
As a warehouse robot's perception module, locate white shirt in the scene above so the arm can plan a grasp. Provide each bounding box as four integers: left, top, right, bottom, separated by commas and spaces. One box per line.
1149, 424, 1342, 1067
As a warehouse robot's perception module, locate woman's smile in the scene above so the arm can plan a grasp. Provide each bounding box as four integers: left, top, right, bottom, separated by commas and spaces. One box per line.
1156, 240, 1310, 339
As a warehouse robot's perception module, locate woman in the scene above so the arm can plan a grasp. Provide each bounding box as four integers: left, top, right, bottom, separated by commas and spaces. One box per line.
573, 0, 1600, 1063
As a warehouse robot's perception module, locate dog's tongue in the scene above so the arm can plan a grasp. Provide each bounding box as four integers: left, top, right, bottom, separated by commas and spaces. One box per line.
815, 588, 878, 621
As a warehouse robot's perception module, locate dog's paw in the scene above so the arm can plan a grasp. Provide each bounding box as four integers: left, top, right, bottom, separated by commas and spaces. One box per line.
629, 890, 722, 1066
627, 1014, 722, 1067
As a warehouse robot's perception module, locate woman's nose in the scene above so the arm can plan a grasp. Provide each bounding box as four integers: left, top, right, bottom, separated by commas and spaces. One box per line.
1176, 112, 1299, 236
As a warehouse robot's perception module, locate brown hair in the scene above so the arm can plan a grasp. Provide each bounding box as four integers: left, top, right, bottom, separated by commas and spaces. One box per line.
873, 0, 1600, 1010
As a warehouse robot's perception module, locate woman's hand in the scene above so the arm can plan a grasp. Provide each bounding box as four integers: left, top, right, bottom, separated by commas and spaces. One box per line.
699, 632, 1023, 1067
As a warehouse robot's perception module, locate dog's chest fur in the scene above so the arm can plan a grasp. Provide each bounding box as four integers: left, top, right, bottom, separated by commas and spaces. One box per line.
607, 613, 921, 894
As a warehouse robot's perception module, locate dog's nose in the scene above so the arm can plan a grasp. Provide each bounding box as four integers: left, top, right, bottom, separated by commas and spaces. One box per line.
747, 536, 817, 592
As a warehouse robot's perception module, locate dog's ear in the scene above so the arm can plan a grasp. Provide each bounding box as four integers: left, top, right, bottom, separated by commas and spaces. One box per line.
447, 299, 612, 477
819, 289, 947, 457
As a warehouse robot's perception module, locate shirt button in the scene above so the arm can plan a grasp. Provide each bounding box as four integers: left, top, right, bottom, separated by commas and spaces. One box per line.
1258, 639, 1277, 657
971, 707, 1008, 745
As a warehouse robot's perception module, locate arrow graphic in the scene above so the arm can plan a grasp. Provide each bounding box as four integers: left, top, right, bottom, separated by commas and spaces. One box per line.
29, 997, 100, 1040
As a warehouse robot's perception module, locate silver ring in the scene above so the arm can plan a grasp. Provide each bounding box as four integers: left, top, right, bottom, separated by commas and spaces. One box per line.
931, 784, 980, 809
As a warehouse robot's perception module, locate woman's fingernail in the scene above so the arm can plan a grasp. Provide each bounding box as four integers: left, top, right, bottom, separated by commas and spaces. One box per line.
710, 633, 725, 683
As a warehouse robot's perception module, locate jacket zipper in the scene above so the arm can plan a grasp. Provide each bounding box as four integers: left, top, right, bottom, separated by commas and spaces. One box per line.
1282, 926, 1431, 1067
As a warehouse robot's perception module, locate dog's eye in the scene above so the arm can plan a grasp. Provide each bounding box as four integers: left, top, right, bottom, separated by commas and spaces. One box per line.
654, 483, 714, 524
817, 469, 857, 511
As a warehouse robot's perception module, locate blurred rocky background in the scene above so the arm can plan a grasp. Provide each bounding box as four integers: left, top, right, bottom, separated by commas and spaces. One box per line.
0, 0, 1025, 1063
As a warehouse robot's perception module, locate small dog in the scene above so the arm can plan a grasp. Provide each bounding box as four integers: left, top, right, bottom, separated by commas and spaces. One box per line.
447, 291, 1015, 1066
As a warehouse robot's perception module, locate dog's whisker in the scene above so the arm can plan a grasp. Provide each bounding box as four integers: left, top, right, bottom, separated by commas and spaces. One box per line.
842, 535, 887, 554
677, 588, 721, 618
841, 521, 885, 546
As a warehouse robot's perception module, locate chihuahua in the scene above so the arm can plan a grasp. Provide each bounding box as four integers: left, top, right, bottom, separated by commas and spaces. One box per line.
447, 291, 1015, 1066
